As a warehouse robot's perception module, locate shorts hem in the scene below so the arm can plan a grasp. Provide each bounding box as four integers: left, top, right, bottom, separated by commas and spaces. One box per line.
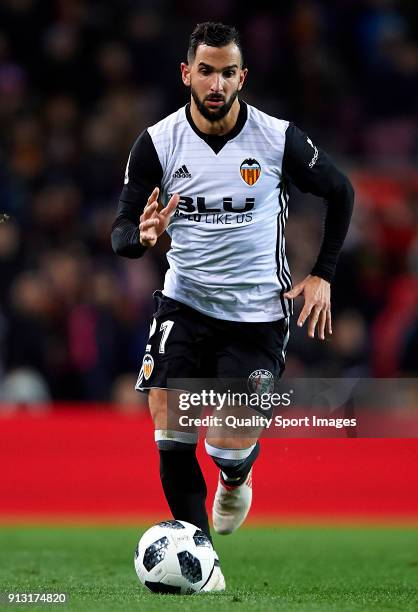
135, 385, 190, 394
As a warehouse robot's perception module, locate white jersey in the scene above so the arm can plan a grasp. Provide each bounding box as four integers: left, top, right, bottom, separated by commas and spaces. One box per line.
115, 100, 353, 323
148, 103, 291, 322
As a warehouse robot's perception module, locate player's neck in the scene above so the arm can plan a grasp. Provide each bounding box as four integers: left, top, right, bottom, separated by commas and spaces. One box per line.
190, 98, 241, 136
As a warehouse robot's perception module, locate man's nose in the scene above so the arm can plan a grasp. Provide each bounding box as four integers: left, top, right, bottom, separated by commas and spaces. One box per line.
210, 73, 224, 92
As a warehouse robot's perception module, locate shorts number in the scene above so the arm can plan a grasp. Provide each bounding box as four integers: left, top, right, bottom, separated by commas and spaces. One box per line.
149, 318, 157, 338
159, 320, 174, 354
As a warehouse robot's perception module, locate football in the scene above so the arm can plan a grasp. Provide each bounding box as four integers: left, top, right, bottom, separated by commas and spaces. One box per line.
134, 520, 216, 594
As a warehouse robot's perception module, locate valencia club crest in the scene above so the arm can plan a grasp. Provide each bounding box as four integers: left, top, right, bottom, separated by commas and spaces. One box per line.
240, 158, 261, 186
142, 354, 154, 380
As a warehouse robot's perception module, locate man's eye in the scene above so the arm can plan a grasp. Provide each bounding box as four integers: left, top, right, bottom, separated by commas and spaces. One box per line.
200, 68, 211, 75
223, 71, 235, 78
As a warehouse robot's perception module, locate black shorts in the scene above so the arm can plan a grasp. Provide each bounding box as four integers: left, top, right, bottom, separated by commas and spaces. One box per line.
135, 291, 289, 394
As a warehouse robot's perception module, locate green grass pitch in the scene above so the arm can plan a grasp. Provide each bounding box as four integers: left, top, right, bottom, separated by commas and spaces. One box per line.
0, 525, 417, 611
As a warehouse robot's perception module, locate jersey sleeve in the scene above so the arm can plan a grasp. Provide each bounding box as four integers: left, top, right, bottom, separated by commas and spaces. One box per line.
282, 122, 354, 282
111, 129, 163, 258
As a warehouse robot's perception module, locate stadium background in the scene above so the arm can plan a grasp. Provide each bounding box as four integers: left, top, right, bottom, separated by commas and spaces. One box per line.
0, 0, 417, 525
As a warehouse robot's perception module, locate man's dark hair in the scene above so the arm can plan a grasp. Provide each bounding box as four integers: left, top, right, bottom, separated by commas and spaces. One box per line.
187, 22, 244, 66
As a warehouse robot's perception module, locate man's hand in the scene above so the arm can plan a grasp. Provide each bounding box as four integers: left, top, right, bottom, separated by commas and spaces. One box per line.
284, 275, 332, 340
139, 187, 179, 247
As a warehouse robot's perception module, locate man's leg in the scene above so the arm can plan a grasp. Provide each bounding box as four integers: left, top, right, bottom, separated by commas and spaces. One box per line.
205, 316, 289, 534
205, 431, 262, 535
149, 388, 212, 541
136, 294, 226, 590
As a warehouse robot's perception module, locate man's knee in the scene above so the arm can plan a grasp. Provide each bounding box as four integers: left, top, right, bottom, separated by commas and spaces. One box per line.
149, 388, 200, 437
205, 435, 259, 450
204, 439, 260, 482
148, 388, 169, 430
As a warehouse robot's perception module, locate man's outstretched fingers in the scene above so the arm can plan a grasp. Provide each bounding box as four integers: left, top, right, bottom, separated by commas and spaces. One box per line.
326, 308, 332, 335
284, 284, 303, 299
161, 193, 180, 217
297, 302, 313, 328
318, 309, 327, 340
142, 201, 158, 221
147, 186, 159, 204
308, 305, 322, 338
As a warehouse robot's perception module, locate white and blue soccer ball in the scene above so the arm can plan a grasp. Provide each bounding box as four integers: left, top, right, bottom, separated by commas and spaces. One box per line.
134, 520, 216, 594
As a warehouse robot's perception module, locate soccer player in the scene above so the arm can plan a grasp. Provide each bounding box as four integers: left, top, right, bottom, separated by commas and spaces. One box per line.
111, 22, 354, 591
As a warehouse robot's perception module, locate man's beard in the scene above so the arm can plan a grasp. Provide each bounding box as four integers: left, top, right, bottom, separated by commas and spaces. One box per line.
191, 86, 239, 122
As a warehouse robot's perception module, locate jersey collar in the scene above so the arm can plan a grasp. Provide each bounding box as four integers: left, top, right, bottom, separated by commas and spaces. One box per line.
185, 100, 248, 154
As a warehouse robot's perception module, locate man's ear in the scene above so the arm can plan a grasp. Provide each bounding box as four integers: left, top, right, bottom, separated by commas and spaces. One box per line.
181, 62, 191, 87
238, 67, 248, 91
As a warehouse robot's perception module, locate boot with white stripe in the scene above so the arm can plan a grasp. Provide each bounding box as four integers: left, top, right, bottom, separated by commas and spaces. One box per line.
212, 469, 253, 535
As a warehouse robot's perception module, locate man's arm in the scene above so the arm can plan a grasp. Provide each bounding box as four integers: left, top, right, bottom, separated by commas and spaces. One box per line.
111, 130, 163, 258
282, 123, 355, 339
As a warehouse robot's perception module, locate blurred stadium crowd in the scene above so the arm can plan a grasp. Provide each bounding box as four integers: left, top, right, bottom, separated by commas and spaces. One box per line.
0, 0, 417, 404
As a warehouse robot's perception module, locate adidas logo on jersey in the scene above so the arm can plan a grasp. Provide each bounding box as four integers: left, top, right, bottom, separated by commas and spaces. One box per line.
172, 165, 192, 179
